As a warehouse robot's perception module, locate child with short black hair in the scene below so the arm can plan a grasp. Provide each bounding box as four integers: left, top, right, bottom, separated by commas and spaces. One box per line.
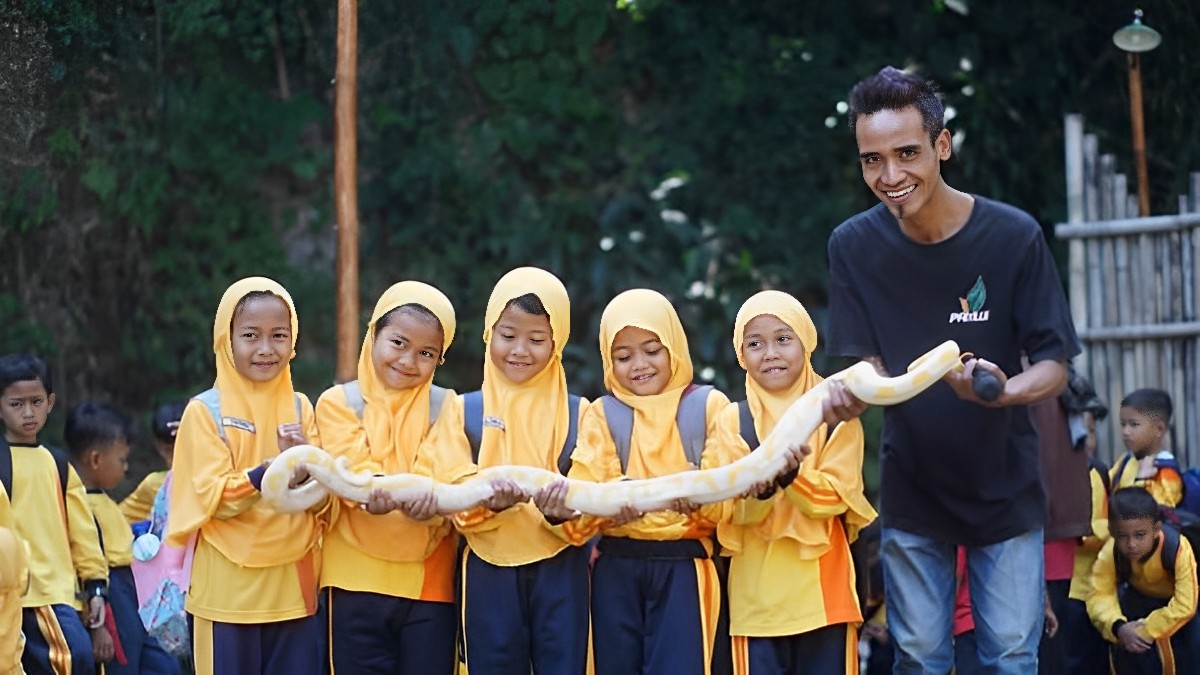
0, 352, 108, 675
121, 400, 187, 524
65, 401, 179, 674
1112, 389, 1182, 507
165, 278, 327, 674
1087, 486, 1200, 674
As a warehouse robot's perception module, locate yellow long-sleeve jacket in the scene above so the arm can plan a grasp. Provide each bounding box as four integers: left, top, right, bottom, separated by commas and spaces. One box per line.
1088, 531, 1198, 643
1068, 463, 1109, 602
0, 486, 28, 675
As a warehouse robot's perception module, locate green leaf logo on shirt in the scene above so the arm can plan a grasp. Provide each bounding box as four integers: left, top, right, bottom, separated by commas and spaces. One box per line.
961, 276, 986, 313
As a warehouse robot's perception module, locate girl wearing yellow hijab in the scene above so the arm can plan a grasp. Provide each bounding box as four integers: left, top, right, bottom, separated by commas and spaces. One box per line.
716, 291, 876, 675
166, 277, 327, 674
453, 267, 594, 675
566, 288, 732, 675
316, 281, 462, 674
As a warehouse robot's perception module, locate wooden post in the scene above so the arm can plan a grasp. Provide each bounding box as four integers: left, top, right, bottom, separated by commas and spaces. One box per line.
1128, 52, 1151, 217
334, 0, 360, 383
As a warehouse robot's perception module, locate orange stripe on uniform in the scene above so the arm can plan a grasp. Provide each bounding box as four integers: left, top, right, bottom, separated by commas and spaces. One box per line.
790, 478, 843, 506
327, 588, 337, 675
222, 481, 257, 501
420, 534, 457, 602
731, 635, 750, 675
819, 523, 863, 625
693, 558, 720, 675
1159, 636, 1176, 675
34, 606, 71, 675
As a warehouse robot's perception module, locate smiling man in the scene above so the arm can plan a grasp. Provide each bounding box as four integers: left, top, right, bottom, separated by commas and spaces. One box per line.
821, 67, 1081, 674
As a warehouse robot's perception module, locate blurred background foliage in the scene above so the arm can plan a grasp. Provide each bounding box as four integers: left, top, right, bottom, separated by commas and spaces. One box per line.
1, 0, 1197, 496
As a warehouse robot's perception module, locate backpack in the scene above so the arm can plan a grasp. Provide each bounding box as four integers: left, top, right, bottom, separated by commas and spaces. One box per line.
192, 388, 305, 443
602, 385, 712, 472
340, 380, 448, 427
462, 391, 580, 475
1179, 468, 1200, 516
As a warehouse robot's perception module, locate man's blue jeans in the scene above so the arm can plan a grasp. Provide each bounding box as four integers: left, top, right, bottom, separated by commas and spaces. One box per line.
881, 527, 1044, 674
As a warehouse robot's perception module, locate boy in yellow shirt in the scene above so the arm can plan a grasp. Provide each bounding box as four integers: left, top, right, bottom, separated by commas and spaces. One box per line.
1, 353, 107, 675
65, 402, 178, 674
1088, 487, 1200, 673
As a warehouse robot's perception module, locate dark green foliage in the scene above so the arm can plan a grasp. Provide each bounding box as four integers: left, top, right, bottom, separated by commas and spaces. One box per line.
1, 0, 1197, 497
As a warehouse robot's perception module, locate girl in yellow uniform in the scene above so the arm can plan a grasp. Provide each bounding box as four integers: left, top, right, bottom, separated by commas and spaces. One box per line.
565, 288, 731, 675
317, 281, 461, 674
454, 267, 594, 675
166, 277, 329, 675
717, 291, 876, 675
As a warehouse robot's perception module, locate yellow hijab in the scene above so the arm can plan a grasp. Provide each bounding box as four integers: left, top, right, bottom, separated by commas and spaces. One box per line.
211, 276, 301, 465
357, 281, 456, 471
733, 291, 818, 441
732, 290, 875, 549
169, 276, 314, 563
599, 289, 695, 478
478, 267, 571, 469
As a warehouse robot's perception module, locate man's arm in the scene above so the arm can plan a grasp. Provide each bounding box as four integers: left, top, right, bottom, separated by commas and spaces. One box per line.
944, 358, 1068, 408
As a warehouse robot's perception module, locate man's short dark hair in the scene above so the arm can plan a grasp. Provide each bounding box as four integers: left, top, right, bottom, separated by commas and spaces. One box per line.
1121, 388, 1173, 424
0, 353, 53, 396
848, 66, 945, 147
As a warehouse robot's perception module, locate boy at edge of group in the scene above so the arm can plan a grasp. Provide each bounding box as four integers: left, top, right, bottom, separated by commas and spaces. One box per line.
316, 281, 462, 674
64, 402, 179, 675
1061, 417, 1111, 675
1111, 389, 1183, 508
165, 277, 331, 675
716, 291, 875, 675
1087, 487, 1200, 674
0, 353, 108, 675
453, 267, 595, 675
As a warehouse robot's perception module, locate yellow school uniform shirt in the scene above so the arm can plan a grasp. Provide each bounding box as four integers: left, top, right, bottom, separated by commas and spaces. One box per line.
319, 281, 463, 602
167, 277, 328, 624
1088, 532, 1198, 642
453, 267, 597, 566
0, 486, 27, 675
716, 291, 877, 637
87, 491, 135, 569
120, 470, 167, 523
1112, 451, 1184, 508
1068, 464, 1109, 602
10, 443, 107, 608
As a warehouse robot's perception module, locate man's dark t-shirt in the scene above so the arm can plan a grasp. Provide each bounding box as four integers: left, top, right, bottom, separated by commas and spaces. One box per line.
826, 196, 1081, 546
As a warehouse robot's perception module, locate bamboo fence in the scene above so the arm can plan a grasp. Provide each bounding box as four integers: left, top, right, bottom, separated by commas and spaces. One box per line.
1055, 114, 1200, 467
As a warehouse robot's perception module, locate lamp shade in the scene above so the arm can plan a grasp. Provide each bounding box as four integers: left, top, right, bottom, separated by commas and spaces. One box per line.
1113, 10, 1162, 53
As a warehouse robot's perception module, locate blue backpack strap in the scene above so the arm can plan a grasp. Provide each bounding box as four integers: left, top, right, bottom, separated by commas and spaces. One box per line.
556, 394, 581, 476
1112, 453, 1134, 495
193, 388, 226, 444
1154, 451, 1182, 472
342, 380, 364, 420
604, 384, 711, 473
0, 436, 11, 502
736, 399, 759, 451
463, 391, 484, 464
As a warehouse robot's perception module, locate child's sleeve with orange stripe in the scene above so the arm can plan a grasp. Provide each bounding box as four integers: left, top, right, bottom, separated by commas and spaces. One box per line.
1087, 540, 1123, 643
1080, 467, 1109, 553
1153, 467, 1184, 508
167, 401, 262, 539
1143, 536, 1199, 639
782, 418, 874, 526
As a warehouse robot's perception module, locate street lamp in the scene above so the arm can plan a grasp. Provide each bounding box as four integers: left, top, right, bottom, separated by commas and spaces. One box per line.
1113, 9, 1162, 217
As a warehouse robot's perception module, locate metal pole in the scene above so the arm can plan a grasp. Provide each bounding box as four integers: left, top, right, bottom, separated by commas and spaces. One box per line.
334, 0, 360, 383
1129, 52, 1151, 217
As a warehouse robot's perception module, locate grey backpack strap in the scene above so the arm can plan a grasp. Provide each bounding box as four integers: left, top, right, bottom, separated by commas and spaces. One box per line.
676, 385, 712, 468
602, 395, 634, 473
604, 385, 712, 473
557, 394, 582, 476
463, 391, 484, 463
294, 393, 303, 424
736, 399, 759, 451
193, 388, 227, 443
429, 385, 447, 425
342, 380, 365, 420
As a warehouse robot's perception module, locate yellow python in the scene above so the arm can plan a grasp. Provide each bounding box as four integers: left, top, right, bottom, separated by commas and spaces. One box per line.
261, 340, 963, 517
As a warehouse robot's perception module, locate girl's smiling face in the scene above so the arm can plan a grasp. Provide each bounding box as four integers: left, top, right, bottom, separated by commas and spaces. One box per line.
611, 325, 672, 396
489, 304, 554, 384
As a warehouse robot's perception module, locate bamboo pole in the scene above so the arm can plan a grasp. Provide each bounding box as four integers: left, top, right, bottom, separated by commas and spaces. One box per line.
333, 0, 360, 383
1065, 115, 1089, 373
